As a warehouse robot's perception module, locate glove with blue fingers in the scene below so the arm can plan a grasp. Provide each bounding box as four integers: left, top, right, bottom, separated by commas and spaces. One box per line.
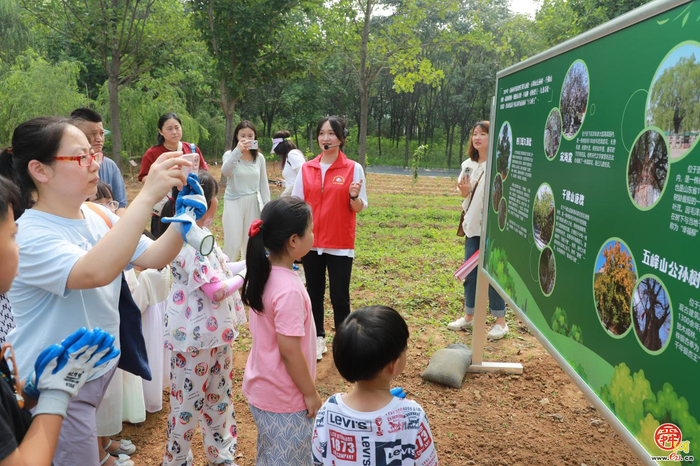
24, 327, 120, 418
390, 387, 406, 399
162, 173, 214, 255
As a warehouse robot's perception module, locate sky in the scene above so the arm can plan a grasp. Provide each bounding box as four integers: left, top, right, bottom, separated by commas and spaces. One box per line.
509, 0, 540, 17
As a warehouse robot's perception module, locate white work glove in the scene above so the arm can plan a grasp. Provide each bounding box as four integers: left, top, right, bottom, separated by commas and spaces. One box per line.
24, 327, 120, 418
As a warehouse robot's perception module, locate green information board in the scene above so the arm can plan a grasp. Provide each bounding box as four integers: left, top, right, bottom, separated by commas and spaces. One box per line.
481, 1, 699, 464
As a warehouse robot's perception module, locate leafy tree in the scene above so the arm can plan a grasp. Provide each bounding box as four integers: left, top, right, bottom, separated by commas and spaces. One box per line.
599, 363, 655, 435
593, 241, 635, 335
569, 0, 651, 34
496, 125, 511, 177
492, 176, 503, 212
190, 0, 319, 150
322, 0, 452, 167
632, 277, 670, 351
486, 247, 516, 304
544, 109, 562, 159
645, 383, 700, 454
0, 0, 33, 66
498, 200, 507, 229
647, 53, 700, 134
95, 78, 207, 163
533, 187, 554, 245
561, 61, 588, 136
551, 306, 569, 335
0, 50, 86, 143
568, 324, 583, 343
539, 248, 555, 294
20, 0, 193, 167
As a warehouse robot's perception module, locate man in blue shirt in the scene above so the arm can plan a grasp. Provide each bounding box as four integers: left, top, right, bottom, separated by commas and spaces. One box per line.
70, 108, 127, 215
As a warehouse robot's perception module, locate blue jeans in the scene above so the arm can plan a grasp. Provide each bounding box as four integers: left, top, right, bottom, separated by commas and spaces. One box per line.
463, 236, 506, 317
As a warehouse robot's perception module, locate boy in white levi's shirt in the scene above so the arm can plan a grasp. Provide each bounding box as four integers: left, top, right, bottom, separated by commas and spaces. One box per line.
312, 306, 438, 466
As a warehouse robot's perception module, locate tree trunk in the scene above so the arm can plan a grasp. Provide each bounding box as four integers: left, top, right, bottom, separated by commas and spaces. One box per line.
356, 0, 372, 168
308, 124, 315, 154
107, 68, 123, 170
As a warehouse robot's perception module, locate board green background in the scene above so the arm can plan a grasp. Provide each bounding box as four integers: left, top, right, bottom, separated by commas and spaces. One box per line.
483, 2, 700, 463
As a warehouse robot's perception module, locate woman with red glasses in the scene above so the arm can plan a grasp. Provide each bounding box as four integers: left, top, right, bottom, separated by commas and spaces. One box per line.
0, 117, 190, 466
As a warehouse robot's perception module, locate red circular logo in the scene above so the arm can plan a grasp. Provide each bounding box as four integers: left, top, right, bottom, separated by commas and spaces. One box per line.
654, 423, 682, 451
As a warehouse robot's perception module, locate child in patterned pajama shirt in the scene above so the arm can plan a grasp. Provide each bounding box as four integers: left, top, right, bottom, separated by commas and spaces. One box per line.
161, 172, 247, 466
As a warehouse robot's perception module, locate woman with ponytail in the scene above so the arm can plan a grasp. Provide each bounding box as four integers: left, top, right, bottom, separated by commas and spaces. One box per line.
271, 130, 306, 197
241, 196, 320, 465
0, 117, 191, 466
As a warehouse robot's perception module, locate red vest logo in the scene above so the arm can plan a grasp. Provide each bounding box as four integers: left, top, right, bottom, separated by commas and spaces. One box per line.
332, 175, 345, 184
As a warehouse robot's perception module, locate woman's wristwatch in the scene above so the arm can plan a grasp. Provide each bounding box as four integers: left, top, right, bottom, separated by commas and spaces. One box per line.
350, 193, 359, 201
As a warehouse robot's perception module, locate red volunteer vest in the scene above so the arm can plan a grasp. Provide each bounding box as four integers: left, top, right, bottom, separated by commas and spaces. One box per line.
302, 151, 357, 249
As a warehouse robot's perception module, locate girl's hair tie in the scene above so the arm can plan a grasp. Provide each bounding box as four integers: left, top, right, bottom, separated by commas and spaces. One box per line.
248, 219, 264, 237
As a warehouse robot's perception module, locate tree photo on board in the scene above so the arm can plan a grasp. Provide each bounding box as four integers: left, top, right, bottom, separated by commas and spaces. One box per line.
646, 43, 700, 160
544, 107, 562, 159
496, 123, 512, 179
533, 184, 555, 249
632, 277, 671, 352
593, 241, 636, 336
539, 247, 555, 295
560, 60, 588, 138
627, 129, 668, 209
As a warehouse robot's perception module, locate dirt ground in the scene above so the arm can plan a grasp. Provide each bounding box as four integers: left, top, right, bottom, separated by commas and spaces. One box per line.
120, 164, 642, 466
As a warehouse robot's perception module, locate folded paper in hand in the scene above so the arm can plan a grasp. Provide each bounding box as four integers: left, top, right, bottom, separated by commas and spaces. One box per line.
454, 249, 479, 282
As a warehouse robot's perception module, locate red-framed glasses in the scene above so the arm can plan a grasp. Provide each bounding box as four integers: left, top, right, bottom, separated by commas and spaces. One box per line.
55, 152, 104, 167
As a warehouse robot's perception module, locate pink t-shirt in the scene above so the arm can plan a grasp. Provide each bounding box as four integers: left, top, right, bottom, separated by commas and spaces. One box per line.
242, 266, 316, 413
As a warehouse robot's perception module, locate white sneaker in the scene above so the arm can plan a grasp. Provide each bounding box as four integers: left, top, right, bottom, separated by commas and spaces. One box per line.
487, 323, 509, 340
316, 337, 328, 360
447, 316, 473, 331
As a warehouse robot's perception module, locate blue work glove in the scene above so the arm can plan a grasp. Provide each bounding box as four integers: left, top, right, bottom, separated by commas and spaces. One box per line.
162, 174, 214, 255
390, 387, 406, 399
176, 173, 208, 220
24, 328, 120, 418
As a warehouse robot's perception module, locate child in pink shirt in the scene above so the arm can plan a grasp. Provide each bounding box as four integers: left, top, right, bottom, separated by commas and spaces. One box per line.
241, 196, 320, 466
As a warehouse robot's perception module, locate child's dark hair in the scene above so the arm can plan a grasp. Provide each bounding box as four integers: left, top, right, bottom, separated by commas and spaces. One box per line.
0, 175, 20, 222
316, 116, 347, 150
233, 120, 259, 159
156, 113, 182, 146
272, 130, 297, 168
93, 181, 114, 202
0, 117, 72, 217
242, 197, 311, 313
333, 306, 409, 382
155, 170, 218, 238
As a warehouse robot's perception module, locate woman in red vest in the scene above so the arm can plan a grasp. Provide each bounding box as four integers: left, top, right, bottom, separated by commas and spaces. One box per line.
291, 116, 367, 361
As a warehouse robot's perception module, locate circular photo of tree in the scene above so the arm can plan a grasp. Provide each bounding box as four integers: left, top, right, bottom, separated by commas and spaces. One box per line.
492, 174, 503, 213
560, 60, 589, 140
632, 275, 672, 354
498, 197, 507, 231
539, 247, 556, 296
532, 183, 555, 250
544, 108, 563, 160
646, 41, 700, 161
496, 121, 513, 180
593, 238, 637, 338
627, 128, 669, 210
